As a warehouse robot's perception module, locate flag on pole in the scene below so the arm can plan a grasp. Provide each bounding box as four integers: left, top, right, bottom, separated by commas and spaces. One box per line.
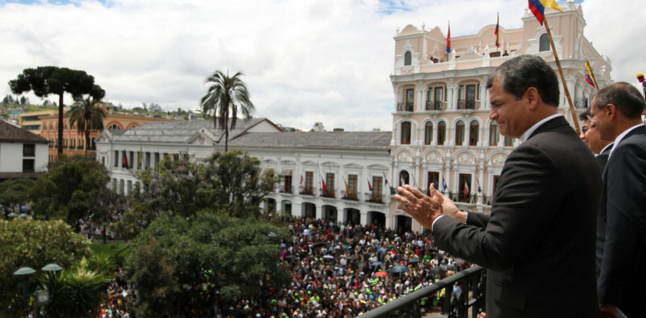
400, 175, 406, 186
343, 176, 351, 195
446, 22, 451, 54
383, 172, 389, 186
411, 174, 417, 188
321, 174, 327, 194
476, 177, 482, 193
528, 0, 563, 25
495, 13, 500, 48
122, 150, 129, 169
464, 182, 470, 196
442, 177, 448, 192
367, 178, 373, 191
585, 61, 596, 88
300, 174, 303, 185
138, 146, 143, 169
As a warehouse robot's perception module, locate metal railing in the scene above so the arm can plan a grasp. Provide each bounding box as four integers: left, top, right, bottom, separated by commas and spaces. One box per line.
356, 265, 485, 318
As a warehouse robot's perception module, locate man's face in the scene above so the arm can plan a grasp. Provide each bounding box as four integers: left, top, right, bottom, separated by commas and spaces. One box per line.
488, 76, 531, 138
580, 119, 606, 154
589, 97, 612, 141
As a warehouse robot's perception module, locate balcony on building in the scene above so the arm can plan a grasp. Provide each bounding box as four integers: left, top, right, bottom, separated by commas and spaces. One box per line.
341, 191, 359, 201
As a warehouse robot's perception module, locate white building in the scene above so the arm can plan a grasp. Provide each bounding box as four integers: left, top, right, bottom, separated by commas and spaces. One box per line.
95, 119, 398, 228
0, 119, 49, 180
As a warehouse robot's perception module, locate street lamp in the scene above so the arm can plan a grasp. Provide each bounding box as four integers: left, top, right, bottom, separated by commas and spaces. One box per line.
14, 263, 63, 318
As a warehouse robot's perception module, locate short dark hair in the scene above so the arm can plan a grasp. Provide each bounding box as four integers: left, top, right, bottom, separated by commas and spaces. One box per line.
593, 82, 645, 119
579, 109, 591, 122
486, 55, 560, 107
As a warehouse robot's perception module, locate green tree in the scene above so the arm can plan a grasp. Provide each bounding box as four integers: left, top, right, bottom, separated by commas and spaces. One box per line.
44, 256, 111, 318
8, 66, 105, 154
122, 150, 277, 239
200, 70, 255, 152
0, 218, 91, 317
29, 155, 110, 226
0, 178, 34, 216
124, 212, 290, 318
69, 97, 107, 155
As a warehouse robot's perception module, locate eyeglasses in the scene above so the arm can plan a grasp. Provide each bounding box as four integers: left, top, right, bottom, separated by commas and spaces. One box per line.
586, 114, 594, 121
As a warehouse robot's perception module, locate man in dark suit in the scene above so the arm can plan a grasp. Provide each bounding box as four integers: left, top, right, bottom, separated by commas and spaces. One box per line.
589, 82, 646, 318
579, 109, 613, 172
394, 55, 601, 317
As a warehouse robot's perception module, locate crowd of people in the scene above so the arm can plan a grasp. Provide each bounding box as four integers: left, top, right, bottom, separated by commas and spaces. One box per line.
97, 218, 471, 318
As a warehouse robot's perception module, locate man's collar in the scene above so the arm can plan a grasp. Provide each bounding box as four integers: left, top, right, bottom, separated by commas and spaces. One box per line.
520, 114, 563, 142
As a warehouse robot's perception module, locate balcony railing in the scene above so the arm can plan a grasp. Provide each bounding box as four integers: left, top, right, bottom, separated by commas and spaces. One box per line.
397, 103, 414, 112
365, 193, 384, 203
342, 191, 359, 201
457, 100, 476, 110
426, 101, 443, 111
299, 186, 314, 195
356, 265, 485, 318
321, 189, 336, 198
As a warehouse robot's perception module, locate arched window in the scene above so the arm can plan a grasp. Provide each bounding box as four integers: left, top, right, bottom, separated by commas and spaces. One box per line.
539, 34, 550, 52
404, 51, 412, 66
399, 171, 410, 186
489, 121, 500, 146
424, 122, 433, 145
455, 120, 465, 146
401, 122, 411, 144
437, 121, 446, 145
469, 120, 479, 146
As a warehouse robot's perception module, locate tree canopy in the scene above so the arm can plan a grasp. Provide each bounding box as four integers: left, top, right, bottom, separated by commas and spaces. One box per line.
124, 211, 291, 318
69, 97, 107, 155
120, 150, 277, 239
200, 70, 255, 152
0, 218, 91, 316
9, 66, 105, 154
29, 155, 111, 225
0, 178, 34, 216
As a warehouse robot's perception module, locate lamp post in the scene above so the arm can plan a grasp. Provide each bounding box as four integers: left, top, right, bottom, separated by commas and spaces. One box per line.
14, 263, 63, 318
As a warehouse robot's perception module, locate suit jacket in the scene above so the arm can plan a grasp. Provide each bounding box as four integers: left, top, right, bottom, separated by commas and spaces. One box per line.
595, 143, 613, 173
433, 116, 601, 318
597, 125, 646, 318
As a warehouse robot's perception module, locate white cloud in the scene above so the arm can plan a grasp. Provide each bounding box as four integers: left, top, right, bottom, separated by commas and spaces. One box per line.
0, 0, 643, 131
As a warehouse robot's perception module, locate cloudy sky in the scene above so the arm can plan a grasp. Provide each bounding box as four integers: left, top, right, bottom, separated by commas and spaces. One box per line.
0, 0, 643, 131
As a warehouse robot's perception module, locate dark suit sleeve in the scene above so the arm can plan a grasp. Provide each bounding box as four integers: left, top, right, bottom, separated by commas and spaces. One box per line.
598, 141, 646, 305
433, 143, 563, 271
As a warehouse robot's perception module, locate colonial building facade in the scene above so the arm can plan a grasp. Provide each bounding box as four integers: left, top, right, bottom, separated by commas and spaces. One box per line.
95, 119, 399, 229
390, 1, 611, 221
96, 1, 611, 233
40, 111, 174, 163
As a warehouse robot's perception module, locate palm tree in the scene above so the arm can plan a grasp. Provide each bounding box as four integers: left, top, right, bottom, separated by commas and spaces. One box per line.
200, 70, 255, 152
68, 97, 107, 155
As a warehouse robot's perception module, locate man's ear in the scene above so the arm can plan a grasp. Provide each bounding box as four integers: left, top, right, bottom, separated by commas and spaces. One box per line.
525, 87, 540, 110
606, 104, 616, 120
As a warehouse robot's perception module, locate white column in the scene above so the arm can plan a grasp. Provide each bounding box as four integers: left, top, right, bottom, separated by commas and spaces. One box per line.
360, 212, 368, 227
480, 81, 488, 110
418, 86, 428, 111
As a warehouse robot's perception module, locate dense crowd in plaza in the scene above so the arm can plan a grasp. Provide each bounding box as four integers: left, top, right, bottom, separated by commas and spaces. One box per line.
97, 217, 471, 318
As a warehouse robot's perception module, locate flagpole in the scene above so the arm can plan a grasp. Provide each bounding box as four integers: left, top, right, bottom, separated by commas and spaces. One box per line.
543, 18, 580, 134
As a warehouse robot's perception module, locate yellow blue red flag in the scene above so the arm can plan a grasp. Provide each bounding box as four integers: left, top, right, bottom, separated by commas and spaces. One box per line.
446, 22, 451, 54
585, 61, 596, 88
495, 13, 500, 48
528, 0, 563, 25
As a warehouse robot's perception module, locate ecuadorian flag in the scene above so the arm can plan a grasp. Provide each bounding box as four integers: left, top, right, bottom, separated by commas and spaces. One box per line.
585, 61, 596, 88
528, 0, 563, 25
